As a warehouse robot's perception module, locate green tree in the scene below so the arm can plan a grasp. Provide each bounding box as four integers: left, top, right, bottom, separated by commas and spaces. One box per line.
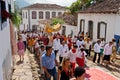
69, 0, 93, 14
51, 18, 64, 26
11, 2, 21, 29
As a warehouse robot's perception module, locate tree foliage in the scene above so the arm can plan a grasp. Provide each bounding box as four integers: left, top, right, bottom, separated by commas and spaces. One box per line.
69, 0, 93, 14
51, 18, 64, 26
11, 11, 21, 28
11, 2, 22, 29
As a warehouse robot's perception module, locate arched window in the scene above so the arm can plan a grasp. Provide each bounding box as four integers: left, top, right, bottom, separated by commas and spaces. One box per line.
58, 12, 62, 16
32, 11, 36, 19
39, 11, 43, 19
52, 12, 56, 18
88, 21, 93, 39
45, 11, 50, 19
80, 19, 85, 33
97, 22, 107, 40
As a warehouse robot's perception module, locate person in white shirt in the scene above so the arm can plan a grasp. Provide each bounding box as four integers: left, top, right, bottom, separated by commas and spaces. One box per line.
53, 34, 61, 58
102, 41, 113, 65
68, 45, 78, 71
84, 38, 91, 57
72, 35, 77, 45
59, 41, 69, 64
93, 40, 101, 63
76, 38, 84, 48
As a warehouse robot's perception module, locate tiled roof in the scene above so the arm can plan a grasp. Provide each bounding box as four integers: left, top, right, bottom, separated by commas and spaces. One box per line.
78, 0, 120, 14
38, 13, 77, 26
57, 13, 77, 25
22, 3, 65, 10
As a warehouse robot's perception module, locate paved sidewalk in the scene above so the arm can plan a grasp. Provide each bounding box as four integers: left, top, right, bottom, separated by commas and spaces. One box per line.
11, 51, 33, 80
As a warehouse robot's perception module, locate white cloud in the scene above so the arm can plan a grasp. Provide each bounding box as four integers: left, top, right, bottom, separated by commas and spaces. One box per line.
25, 0, 77, 6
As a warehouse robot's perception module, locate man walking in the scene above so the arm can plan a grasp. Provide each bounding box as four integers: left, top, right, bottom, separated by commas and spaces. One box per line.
102, 41, 113, 66
93, 40, 101, 63
41, 45, 57, 80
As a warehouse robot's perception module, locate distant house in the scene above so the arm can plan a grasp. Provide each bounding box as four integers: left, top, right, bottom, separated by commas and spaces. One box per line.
21, 3, 66, 31
0, 0, 15, 80
77, 0, 120, 42
56, 13, 77, 37
38, 13, 78, 37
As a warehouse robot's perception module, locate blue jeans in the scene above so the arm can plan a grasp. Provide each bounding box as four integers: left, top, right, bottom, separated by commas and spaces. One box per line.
45, 67, 57, 80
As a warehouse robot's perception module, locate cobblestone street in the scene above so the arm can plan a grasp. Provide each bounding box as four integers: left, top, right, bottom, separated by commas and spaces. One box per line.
11, 50, 33, 80
11, 50, 120, 80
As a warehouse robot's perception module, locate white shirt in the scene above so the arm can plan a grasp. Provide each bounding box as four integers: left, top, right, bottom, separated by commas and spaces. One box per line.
100, 41, 105, 49
59, 44, 69, 57
53, 38, 61, 50
94, 43, 100, 53
77, 51, 87, 58
35, 42, 40, 48
103, 44, 112, 55
21, 33, 27, 41
76, 40, 84, 48
68, 50, 77, 63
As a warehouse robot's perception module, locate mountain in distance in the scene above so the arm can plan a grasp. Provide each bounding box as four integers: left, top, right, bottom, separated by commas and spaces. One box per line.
14, 0, 31, 9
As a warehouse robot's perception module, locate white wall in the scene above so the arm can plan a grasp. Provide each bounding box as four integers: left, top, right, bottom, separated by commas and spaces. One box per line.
0, 0, 13, 79
78, 13, 116, 42
0, 20, 13, 80
22, 9, 65, 31
58, 24, 77, 37
115, 14, 120, 35
22, 10, 29, 31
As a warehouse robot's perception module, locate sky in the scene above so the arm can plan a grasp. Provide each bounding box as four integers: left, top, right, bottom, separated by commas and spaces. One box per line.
24, 0, 77, 7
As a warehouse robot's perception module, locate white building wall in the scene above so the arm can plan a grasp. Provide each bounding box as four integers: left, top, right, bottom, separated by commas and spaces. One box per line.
78, 13, 116, 42
58, 24, 77, 37
22, 10, 29, 31
0, 0, 14, 79
0, 20, 12, 80
22, 8, 65, 31
115, 14, 120, 35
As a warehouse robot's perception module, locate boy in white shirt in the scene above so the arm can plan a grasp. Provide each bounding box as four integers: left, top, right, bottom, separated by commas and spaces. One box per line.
68, 45, 78, 71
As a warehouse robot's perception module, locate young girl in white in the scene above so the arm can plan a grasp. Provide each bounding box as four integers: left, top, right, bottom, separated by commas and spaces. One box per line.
68, 45, 78, 71
76, 48, 87, 68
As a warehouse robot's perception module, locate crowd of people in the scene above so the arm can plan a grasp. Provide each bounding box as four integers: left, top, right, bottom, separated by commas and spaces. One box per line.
17, 30, 120, 80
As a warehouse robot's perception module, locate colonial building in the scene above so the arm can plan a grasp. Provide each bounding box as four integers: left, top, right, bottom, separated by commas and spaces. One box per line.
77, 0, 120, 42
21, 3, 66, 31
38, 13, 78, 37
0, 0, 15, 80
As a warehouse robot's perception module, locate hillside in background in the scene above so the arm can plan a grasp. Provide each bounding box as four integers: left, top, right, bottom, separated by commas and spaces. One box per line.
14, 0, 30, 9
